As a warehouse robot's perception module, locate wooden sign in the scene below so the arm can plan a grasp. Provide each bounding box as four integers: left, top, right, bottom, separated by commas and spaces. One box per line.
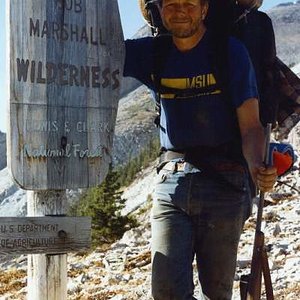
0, 217, 91, 255
7, 0, 124, 190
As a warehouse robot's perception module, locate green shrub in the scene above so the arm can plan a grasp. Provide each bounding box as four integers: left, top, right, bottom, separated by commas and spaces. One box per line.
70, 167, 137, 246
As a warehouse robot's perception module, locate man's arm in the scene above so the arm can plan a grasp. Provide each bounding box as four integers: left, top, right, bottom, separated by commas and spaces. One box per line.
237, 98, 277, 192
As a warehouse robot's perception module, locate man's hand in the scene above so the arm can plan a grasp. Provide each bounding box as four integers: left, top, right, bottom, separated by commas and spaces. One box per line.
256, 165, 277, 192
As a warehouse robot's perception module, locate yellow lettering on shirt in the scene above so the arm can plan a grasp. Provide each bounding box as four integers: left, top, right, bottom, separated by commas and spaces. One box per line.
153, 73, 220, 99
160, 73, 217, 90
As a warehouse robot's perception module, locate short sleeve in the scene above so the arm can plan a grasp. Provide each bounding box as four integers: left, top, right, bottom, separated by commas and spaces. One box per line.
123, 38, 154, 88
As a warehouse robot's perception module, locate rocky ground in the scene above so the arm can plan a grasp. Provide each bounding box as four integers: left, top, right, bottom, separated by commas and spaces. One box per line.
0, 145, 299, 299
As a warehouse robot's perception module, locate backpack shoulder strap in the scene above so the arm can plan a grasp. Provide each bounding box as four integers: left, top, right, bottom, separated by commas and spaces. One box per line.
152, 34, 173, 92
207, 31, 231, 105
151, 34, 172, 130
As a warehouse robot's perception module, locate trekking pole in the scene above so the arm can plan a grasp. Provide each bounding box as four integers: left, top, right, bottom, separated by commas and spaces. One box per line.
256, 123, 272, 233
240, 123, 274, 300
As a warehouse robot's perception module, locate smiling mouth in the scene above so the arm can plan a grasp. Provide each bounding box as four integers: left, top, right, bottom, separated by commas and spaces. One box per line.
171, 19, 190, 24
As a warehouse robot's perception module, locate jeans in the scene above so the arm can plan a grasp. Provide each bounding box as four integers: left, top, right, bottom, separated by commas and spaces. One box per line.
151, 162, 252, 300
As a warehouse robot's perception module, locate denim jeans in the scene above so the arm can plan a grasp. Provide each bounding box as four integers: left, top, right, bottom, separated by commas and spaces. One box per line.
151, 161, 252, 300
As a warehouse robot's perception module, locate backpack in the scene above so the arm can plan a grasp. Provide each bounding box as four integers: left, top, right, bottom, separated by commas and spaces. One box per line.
139, 0, 300, 136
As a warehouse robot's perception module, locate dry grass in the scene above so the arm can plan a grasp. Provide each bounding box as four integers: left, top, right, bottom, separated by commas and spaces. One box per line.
274, 283, 300, 299
0, 269, 26, 295
72, 289, 125, 300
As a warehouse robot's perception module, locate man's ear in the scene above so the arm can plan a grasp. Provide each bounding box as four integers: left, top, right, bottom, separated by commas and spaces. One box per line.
202, 2, 209, 20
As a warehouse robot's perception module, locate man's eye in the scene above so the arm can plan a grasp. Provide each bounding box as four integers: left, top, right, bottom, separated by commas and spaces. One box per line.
186, 4, 196, 8
163, 4, 177, 11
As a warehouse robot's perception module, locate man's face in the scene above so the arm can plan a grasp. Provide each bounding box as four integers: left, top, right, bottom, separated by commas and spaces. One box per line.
159, 0, 208, 38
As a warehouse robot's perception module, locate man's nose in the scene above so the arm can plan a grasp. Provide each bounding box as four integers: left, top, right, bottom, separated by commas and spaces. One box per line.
173, 3, 187, 14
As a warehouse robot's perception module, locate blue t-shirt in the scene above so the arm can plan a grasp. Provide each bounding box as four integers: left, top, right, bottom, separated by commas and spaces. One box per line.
124, 31, 258, 151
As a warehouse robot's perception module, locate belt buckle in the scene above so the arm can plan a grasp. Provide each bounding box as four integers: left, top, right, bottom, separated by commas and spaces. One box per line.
169, 161, 183, 172
183, 162, 200, 173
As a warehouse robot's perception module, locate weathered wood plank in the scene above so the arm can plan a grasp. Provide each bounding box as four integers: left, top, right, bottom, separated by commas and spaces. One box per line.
27, 190, 68, 300
8, 0, 124, 190
0, 216, 91, 255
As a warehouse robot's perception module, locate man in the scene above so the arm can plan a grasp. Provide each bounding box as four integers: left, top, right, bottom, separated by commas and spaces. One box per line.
123, 0, 277, 299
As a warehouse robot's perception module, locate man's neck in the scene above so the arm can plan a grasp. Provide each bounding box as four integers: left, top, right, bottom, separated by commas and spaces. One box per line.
173, 27, 207, 52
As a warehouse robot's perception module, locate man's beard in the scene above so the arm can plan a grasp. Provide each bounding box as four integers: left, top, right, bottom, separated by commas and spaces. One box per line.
169, 25, 200, 38
163, 17, 203, 38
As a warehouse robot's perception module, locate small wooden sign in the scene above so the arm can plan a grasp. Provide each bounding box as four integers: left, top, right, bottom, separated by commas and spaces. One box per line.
7, 0, 124, 190
0, 217, 91, 255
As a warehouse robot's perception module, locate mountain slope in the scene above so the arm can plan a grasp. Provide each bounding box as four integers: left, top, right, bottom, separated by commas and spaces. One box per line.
268, 1, 300, 66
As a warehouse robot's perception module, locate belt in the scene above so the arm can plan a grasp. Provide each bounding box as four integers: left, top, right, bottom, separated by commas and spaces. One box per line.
161, 161, 201, 174
161, 160, 245, 174
158, 149, 246, 177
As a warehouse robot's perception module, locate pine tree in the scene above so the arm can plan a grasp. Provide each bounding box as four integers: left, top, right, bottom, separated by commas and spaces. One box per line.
73, 166, 137, 246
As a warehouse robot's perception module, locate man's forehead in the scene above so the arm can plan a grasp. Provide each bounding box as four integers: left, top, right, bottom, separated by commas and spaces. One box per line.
162, 0, 201, 4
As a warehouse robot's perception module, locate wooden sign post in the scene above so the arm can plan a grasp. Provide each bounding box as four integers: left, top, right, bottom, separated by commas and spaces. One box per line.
7, 0, 124, 299
27, 191, 75, 300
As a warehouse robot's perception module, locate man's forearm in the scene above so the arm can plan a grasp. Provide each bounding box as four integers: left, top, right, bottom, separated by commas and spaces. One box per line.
241, 125, 265, 182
